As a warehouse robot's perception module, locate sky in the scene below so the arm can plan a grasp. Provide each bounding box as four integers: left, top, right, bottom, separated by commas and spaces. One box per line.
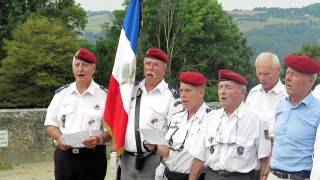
74, 0, 319, 12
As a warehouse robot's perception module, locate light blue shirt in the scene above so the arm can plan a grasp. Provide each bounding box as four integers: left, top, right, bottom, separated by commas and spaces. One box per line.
271, 92, 320, 171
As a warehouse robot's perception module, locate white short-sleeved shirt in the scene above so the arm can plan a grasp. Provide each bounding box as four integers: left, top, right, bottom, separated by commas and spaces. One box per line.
125, 79, 183, 152
245, 80, 287, 136
164, 103, 212, 173
44, 80, 107, 146
189, 103, 271, 173
313, 84, 320, 100
311, 125, 320, 180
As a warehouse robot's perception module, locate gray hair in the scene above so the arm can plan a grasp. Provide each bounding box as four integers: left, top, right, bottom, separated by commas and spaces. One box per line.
255, 52, 281, 69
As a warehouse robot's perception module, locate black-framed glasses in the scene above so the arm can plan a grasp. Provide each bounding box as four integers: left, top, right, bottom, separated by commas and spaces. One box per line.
168, 127, 189, 151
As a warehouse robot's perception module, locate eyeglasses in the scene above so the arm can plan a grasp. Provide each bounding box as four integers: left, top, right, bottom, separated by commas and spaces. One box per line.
215, 109, 239, 144
168, 111, 198, 151
144, 62, 165, 68
168, 127, 189, 151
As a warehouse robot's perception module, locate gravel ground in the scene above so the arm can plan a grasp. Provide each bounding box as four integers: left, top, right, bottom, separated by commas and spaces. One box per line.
0, 161, 115, 180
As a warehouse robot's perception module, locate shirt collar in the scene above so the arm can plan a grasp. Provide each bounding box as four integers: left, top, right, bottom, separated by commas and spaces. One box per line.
255, 79, 285, 94
285, 91, 314, 107
190, 102, 209, 122
222, 102, 245, 119
140, 79, 167, 94
70, 80, 96, 96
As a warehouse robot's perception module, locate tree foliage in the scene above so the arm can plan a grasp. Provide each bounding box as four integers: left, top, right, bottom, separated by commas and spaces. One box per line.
95, 0, 255, 101
0, 0, 87, 60
0, 17, 79, 108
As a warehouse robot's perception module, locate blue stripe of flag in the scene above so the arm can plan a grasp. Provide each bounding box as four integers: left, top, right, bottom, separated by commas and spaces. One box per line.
122, 0, 141, 54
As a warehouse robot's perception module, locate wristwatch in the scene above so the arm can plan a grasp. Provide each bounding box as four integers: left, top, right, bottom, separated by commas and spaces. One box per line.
98, 136, 104, 145
262, 172, 269, 177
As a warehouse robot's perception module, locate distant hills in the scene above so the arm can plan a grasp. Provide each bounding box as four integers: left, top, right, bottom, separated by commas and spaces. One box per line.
83, 3, 320, 63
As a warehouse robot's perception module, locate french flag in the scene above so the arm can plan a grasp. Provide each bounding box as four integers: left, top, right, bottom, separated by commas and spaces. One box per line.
104, 0, 142, 154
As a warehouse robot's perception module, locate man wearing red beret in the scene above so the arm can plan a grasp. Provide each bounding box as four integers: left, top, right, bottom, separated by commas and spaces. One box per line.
143, 72, 211, 180
45, 48, 110, 179
121, 47, 183, 180
263, 55, 320, 180
189, 70, 271, 180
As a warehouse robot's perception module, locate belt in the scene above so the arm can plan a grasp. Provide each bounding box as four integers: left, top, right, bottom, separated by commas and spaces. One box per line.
271, 169, 310, 179
67, 145, 106, 155
212, 170, 249, 177
211, 169, 254, 177
125, 150, 154, 157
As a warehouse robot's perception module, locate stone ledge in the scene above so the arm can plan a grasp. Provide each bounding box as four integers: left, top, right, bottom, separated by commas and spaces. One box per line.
0, 102, 221, 163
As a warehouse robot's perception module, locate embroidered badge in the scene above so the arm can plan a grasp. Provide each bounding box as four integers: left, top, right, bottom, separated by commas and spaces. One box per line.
264, 130, 270, 139
174, 101, 182, 107
136, 89, 142, 97
61, 115, 66, 128
151, 118, 158, 124
210, 145, 214, 154
237, 146, 244, 156
208, 136, 214, 143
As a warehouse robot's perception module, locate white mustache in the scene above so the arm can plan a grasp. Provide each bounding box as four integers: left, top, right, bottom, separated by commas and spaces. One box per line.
145, 71, 156, 79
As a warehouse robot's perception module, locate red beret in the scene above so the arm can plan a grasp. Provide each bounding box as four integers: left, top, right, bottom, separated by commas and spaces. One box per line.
75, 48, 96, 63
146, 47, 169, 63
284, 55, 320, 74
219, 69, 248, 85
179, 72, 207, 85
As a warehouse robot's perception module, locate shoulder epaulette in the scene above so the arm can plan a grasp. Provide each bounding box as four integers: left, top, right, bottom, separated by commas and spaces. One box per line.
100, 85, 108, 93
134, 81, 141, 85
206, 108, 212, 113
55, 84, 70, 94
168, 84, 180, 99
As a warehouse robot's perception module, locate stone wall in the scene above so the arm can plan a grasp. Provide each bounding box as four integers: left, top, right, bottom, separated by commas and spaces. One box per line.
0, 109, 55, 163
0, 102, 221, 164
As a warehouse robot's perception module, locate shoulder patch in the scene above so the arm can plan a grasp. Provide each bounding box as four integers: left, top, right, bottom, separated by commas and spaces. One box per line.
55, 84, 70, 94
168, 84, 180, 99
206, 108, 212, 113
174, 101, 182, 107
100, 85, 108, 93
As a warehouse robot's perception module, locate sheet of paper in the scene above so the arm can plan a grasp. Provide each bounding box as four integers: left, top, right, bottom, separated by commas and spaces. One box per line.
138, 128, 169, 146
61, 131, 89, 147
89, 129, 103, 136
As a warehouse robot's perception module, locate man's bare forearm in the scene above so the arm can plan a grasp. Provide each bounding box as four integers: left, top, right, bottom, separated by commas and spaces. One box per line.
189, 158, 204, 180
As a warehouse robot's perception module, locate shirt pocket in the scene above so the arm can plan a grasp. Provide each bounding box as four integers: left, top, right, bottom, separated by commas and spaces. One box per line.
57, 107, 73, 128
229, 137, 256, 170
147, 107, 167, 131
205, 135, 217, 158
85, 108, 103, 130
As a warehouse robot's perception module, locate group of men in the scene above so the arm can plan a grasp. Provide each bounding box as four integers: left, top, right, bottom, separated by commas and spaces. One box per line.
44, 47, 320, 180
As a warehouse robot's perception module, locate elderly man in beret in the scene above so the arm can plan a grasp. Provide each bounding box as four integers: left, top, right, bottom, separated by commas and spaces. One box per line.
189, 70, 271, 180
262, 55, 320, 180
121, 47, 183, 180
143, 72, 211, 180
45, 48, 110, 180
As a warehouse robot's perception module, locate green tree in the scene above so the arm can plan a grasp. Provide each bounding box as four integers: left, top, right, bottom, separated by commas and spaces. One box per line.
96, 0, 254, 101
0, 0, 87, 61
0, 17, 79, 108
